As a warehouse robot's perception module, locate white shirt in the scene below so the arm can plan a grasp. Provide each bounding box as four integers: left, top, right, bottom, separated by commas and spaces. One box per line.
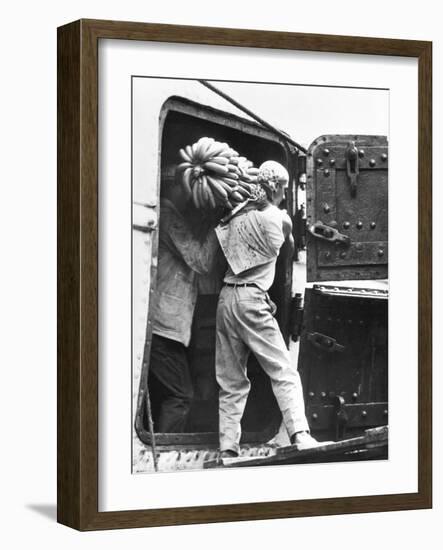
221, 205, 286, 291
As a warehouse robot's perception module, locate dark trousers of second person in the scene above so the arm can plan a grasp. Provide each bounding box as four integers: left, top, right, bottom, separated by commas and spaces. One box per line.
148, 334, 194, 433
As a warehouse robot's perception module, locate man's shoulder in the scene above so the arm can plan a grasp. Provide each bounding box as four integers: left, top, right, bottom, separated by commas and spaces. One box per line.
254, 205, 285, 226
232, 205, 284, 234
253, 205, 292, 240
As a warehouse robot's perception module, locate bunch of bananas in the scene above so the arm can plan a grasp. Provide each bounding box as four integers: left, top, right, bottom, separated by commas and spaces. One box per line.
176, 137, 260, 210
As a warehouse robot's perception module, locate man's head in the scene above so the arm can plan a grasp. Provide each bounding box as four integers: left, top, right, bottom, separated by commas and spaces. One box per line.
257, 161, 289, 206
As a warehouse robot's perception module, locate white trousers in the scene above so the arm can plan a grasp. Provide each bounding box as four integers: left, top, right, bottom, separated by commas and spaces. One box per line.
215, 285, 309, 454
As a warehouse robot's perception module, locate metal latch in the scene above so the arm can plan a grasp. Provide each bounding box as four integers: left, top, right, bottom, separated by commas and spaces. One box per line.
333, 396, 348, 440
289, 293, 304, 342
345, 140, 359, 198
307, 332, 345, 353
308, 221, 351, 246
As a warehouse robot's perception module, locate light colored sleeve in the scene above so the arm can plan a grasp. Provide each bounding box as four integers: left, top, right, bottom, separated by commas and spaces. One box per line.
261, 207, 285, 254
169, 222, 219, 275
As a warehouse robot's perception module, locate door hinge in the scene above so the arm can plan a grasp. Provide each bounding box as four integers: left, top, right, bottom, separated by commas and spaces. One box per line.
133, 201, 158, 233
289, 293, 304, 342
297, 154, 307, 176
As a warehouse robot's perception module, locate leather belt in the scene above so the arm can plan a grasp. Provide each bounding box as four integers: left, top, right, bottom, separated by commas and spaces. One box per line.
223, 283, 259, 288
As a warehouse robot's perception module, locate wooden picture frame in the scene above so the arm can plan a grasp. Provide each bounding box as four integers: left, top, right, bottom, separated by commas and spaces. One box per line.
57, 19, 432, 530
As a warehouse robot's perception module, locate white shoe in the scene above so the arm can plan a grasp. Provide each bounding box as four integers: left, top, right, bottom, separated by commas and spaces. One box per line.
292, 431, 332, 451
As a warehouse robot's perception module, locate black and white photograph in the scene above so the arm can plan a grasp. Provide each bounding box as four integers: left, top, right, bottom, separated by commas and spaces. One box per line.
132, 77, 389, 473
1, 0, 437, 542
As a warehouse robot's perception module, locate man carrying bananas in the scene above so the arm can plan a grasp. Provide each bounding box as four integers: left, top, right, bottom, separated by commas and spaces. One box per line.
148, 168, 219, 433
214, 160, 321, 458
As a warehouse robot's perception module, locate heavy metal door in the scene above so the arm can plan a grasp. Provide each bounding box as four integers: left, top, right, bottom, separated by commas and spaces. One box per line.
297, 134, 389, 444
298, 284, 388, 441
306, 135, 388, 282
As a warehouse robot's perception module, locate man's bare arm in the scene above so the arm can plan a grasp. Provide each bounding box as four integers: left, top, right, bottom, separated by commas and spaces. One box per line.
282, 212, 295, 255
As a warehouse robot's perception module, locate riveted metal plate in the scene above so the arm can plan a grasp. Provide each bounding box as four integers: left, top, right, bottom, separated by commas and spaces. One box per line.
306, 403, 388, 430
298, 286, 388, 439
316, 146, 388, 170
316, 167, 337, 221
306, 135, 388, 282
318, 241, 388, 266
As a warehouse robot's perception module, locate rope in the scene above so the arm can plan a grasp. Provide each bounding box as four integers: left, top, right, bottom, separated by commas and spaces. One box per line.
199, 80, 308, 155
